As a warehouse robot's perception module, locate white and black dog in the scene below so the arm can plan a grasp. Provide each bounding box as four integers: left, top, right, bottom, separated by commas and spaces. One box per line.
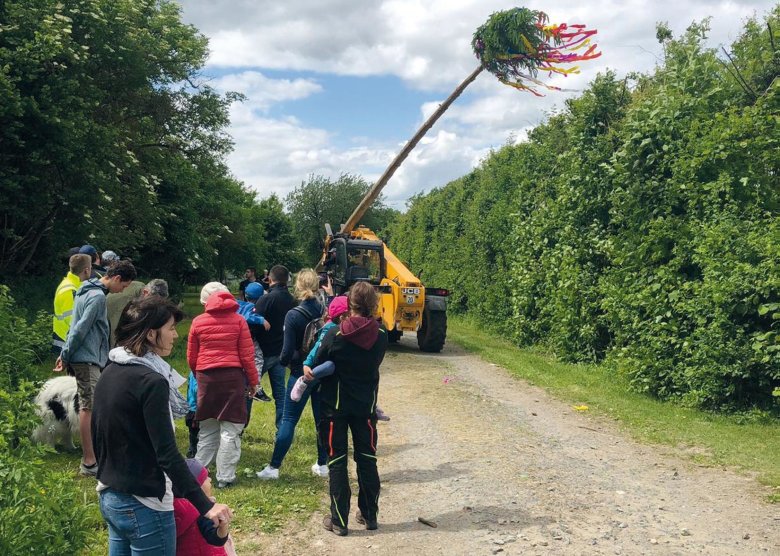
32, 375, 80, 450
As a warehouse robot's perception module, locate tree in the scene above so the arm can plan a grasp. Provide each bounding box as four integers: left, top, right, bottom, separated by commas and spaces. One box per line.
285, 174, 398, 264
0, 0, 251, 280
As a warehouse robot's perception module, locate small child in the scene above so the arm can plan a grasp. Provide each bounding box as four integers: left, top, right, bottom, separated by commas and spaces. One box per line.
185, 371, 199, 458
237, 282, 272, 403
173, 459, 233, 556
292, 296, 389, 421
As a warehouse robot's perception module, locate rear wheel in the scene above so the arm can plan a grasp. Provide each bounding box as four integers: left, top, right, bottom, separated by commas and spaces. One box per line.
388, 329, 403, 343
417, 304, 447, 352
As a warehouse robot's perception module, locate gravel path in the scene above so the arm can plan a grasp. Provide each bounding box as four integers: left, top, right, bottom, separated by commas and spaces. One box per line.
259, 337, 779, 555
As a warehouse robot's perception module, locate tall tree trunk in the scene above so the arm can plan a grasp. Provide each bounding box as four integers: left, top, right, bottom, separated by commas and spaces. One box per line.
342, 65, 484, 233
16, 207, 58, 275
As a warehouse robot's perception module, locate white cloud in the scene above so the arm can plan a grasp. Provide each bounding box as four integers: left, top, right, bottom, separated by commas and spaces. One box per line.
179, 0, 776, 207
182, 0, 771, 87
211, 71, 322, 112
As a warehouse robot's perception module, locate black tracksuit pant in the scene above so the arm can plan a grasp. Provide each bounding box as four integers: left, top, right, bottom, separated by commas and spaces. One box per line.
319, 412, 380, 528
185, 411, 199, 458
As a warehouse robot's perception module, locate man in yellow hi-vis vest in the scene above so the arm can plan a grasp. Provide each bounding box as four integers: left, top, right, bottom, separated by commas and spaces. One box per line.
52, 254, 92, 354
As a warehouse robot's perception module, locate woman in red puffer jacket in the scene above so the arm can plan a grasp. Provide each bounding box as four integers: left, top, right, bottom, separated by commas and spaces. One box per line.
188, 286, 258, 488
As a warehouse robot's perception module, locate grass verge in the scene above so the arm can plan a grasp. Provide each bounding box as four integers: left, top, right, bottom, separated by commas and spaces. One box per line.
447, 316, 780, 499
35, 293, 326, 555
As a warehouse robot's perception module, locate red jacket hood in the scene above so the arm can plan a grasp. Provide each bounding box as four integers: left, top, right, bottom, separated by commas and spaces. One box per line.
339, 316, 379, 350
205, 291, 238, 313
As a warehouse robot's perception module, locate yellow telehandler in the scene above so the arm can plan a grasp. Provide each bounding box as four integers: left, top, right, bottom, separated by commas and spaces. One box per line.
315, 61, 479, 352
319, 221, 448, 352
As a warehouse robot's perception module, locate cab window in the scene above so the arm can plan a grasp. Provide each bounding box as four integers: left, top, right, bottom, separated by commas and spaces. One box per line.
347, 248, 382, 284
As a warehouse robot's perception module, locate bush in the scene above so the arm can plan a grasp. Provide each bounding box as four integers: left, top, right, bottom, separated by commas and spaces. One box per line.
390, 10, 780, 410
0, 285, 50, 390
0, 385, 93, 555
0, 286, 92, 554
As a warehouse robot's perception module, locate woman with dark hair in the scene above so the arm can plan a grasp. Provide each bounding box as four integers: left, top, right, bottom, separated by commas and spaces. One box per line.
312, 281, 388, 536
92, 296, 233, 555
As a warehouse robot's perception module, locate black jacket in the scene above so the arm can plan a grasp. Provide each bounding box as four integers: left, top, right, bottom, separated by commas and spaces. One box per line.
254, 284, 296, 357
279, 297, 323, 371
314, 316, 388, 416
92, 362, 214, 516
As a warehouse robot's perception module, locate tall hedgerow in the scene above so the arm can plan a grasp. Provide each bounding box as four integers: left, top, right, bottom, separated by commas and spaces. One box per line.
601, 18, 779, 408
390, 9, 779, 410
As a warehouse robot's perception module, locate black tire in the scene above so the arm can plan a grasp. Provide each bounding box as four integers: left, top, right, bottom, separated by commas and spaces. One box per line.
388, 329, 403, 343
417, 304, 447, 352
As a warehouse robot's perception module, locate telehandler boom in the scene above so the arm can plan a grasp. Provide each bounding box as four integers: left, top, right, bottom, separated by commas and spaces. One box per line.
316, 62, 476, 351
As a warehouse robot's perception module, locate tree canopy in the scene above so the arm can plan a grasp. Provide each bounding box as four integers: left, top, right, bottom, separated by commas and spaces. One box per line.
0, 0, 294, 285
285, 173, 399, 264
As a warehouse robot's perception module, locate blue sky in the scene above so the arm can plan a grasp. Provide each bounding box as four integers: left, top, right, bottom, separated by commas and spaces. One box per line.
177, 0, 776, 208
256, 71, 438, 148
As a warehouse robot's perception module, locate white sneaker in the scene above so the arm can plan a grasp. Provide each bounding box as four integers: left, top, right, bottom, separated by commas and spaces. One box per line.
256, 465, 279, 480
311, 463, 329, 477
290, 376, 309, 402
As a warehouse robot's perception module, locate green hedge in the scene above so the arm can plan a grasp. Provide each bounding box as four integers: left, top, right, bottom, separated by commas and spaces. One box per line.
0, 285, 93, 554
390, 12, 780, 410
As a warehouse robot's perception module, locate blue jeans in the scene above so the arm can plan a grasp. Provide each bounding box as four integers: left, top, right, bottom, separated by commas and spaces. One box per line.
270, 371, 327, 468
263, 355, 287, 429
99, 489, 175, 556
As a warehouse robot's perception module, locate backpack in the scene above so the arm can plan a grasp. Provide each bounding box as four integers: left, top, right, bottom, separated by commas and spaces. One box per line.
294, 305, 325, 358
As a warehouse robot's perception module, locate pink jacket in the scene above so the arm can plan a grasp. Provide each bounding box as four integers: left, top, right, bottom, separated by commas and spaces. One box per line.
187, 291, 259, 386
174, 498, 227, 556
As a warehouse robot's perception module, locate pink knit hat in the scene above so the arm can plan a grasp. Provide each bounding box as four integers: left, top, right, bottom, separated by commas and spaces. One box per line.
328, 296, 349, 320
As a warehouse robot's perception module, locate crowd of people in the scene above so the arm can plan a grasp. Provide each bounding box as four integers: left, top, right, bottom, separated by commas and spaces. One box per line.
51, 248, 389, 553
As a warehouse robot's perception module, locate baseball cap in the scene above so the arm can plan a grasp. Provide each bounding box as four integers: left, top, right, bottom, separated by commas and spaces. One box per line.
245, 282, 264, 301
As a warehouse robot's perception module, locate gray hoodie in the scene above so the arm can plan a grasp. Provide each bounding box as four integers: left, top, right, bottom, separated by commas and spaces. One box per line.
60, 278, 109, 366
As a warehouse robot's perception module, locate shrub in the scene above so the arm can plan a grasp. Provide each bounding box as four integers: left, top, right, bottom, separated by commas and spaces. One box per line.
390, 10, 780, 410
0, 285, 50, 390
0, 286, 93, 554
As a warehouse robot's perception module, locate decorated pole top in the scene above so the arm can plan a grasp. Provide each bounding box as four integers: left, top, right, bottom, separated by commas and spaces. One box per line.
341, 7, 601, 234
472, 7, 601, 96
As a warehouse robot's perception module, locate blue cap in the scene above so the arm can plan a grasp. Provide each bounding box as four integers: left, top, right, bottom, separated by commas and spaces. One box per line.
79, 245, 97, 256
245, 282, 264, 300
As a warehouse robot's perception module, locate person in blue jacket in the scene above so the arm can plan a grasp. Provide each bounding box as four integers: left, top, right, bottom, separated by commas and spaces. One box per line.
185, 372, 199, 458
236, 282, 271, 425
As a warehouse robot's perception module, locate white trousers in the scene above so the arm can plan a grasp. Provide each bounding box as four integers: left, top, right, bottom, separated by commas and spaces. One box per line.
195, 419, 244, 483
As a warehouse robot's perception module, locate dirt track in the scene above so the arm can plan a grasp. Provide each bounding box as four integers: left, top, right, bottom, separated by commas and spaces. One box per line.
260, 337, 779, 555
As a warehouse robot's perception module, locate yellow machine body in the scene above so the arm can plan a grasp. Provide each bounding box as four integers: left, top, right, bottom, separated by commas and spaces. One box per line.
322, 226, 426, 333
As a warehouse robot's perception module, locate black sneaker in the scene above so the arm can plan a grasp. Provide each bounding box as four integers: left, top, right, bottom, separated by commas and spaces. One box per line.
323, 516, 348, 536
355, 510, 378, 530
253, 388, 272, 402
216, 480, 234, 489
